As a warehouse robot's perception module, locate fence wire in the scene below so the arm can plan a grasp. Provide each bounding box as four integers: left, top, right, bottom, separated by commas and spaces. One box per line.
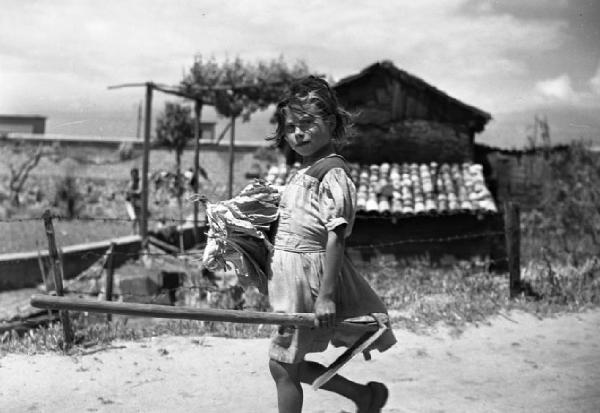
2, 231, 506, 264
3, 213, 510, 310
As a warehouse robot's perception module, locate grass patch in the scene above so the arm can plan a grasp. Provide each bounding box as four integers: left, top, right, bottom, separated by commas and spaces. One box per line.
357, 257, 511, 334
0, 219, 133, 254
0, 313, 273, 356
3, 254, 599, 355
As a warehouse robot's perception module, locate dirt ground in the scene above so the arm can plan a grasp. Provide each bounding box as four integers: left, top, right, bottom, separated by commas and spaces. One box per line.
1, 309, 599, 413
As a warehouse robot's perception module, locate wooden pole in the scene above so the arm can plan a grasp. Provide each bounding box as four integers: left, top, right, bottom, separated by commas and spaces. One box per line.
36, 244, 53, 319
36, 243, 48, 291
227, 116, 236, 199
104, 242, 116, 321
193, 100, 203, 243
30, 295, 383, 335
136, 101, 142, 139
42, 210, 74, 348
140, 82, 153, 245
504, 202, 521, 298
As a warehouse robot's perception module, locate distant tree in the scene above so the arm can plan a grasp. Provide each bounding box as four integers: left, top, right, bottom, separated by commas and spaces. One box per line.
180, 55, 312, 121
0, 140, 61, 206
180, 55, 312, 196
155, 102, 194, 213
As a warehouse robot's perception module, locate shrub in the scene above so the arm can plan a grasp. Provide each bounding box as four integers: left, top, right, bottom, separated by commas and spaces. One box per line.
522, 141, 600, 265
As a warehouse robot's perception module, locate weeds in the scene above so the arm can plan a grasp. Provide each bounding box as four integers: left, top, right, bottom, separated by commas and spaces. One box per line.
0, 311, 273, 355
356, 257, 510, 334
2, 141, 599, 353
4, 250, 598, 355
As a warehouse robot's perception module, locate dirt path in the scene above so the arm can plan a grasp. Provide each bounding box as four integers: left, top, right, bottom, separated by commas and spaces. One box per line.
1, 310, 599, 413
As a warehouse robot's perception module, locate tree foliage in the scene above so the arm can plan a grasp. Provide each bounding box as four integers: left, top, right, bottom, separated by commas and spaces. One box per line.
155, 102, 194, 155
180, 55, 312, 121
0, 140, 61, 206
155, 102, 194, 206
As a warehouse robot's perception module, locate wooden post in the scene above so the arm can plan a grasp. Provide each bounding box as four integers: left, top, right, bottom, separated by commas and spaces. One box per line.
36, 243, 52, 319
136, 100, 142, 139
504, 202, 521, 298
104, 242, 116, 322
42, 210, 74, 348
227, 116, 236, 199
140, 82, 153, 245
193, 100, 203, 244
36, 243, 48, 290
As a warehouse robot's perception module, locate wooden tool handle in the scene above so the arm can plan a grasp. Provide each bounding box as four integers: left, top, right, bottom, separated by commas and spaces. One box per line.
30, 295, 385, 334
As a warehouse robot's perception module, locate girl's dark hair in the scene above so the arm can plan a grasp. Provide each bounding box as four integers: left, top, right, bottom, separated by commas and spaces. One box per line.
268, 76, 352, 145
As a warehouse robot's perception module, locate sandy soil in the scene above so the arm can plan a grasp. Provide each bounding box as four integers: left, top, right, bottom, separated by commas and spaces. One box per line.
1, 310, 599, 413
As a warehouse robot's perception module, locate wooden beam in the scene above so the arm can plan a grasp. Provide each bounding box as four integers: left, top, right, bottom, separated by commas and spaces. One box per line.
193, 100, 203, 243
140, 82, 153, 243
30, 295, 384, 334
228, 116, 236, 198
504, 202, 521, 298
148, 235, 180, 254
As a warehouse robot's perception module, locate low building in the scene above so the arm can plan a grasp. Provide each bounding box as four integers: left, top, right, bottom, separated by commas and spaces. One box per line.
0, 115, 46, 134
334, 61, 491, 165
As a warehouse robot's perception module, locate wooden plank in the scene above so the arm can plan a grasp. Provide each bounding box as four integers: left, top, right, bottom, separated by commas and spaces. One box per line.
148, 235, 180, 254
391, 82, 401, 121
400, 84, 408, 119
30, 295, 384, 335
104, 242, 116, 322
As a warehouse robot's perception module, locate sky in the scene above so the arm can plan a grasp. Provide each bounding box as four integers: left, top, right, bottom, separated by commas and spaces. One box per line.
1, 0, 599, 148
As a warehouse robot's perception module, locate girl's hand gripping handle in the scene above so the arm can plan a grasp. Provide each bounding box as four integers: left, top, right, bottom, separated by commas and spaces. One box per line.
314, 295, 336, 329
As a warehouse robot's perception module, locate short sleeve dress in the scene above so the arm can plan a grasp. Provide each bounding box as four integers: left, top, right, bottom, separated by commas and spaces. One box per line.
268, 154, 397, 364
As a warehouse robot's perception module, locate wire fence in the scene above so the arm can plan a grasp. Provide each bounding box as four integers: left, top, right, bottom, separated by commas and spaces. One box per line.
55, 256, 512, 309
1, 230, 505, 263
1, 210, 514, 338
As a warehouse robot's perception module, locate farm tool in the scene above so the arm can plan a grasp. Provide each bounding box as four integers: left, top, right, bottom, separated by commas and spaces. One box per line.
30, 294, 388, 390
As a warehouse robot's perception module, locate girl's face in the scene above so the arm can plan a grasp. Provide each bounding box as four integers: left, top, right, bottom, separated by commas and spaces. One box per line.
283, 104, 333, 159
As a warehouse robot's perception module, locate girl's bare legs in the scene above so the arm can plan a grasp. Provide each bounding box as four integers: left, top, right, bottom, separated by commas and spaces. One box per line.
269, 358, 373, 413
269, 359, 303, 413
298, 360, 372, 412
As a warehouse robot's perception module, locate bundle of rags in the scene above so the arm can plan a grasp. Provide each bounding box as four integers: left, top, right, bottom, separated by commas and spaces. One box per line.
202, 179, 280, 295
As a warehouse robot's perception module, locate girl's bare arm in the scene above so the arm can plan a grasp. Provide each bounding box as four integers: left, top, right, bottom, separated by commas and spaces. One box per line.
314, 225, 346, 328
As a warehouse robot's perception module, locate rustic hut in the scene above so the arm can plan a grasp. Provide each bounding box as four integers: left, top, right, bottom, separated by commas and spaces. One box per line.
334, 61, 491, 165
326, 61, 502, 262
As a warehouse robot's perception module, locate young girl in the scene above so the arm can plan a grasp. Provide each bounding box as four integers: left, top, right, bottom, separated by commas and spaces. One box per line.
267, 76, 397, 413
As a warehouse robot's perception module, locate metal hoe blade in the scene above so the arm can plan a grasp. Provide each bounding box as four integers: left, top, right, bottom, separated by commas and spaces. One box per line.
312, 314, 388, 390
